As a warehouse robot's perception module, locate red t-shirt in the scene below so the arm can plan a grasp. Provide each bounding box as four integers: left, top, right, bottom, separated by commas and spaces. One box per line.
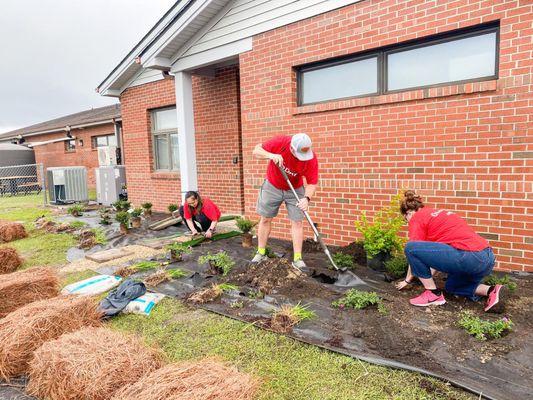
262, 135, 319, 190
408, 207, 489, 251
183, 197, 221, 221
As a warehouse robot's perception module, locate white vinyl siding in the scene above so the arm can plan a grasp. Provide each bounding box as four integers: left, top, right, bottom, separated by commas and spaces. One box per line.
129, 69, 164, 88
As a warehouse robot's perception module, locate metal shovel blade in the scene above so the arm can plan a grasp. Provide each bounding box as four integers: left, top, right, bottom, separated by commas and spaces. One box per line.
334, 270, 368, 288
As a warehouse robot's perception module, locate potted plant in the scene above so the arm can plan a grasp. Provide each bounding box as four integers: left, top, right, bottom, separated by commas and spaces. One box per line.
354, 193, 405, 271
235, 217, 256, 247
166, 242, 192, 262
198, 251, 235, 276
67, 204, 85, 217
115, 211, 130, 234
112, 200, 131, 212
130, 208, 143, 228
168, 203, 178, 215
141, 202, 153, 217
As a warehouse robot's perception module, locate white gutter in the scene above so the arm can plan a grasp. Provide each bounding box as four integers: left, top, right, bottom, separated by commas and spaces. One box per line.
27, 136, 77, 148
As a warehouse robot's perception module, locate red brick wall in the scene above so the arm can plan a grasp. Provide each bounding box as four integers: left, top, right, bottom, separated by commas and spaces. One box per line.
120, 67, 244, 214
239, 0, 532, 272
32, 123, 116, 187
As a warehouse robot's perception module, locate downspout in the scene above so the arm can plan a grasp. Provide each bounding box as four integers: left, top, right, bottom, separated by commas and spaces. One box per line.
113, 119, 123, 164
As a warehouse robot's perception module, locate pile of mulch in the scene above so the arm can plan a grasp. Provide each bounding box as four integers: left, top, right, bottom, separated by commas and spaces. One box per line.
34, 217, 73, 234
27, 327, 163, 400
0, 267, 59, 317
0, 246, 23, 274
228, 258, 327, 298
0, 296, 102, 380
0, 222, 27, 243
77, 229, 97, 249
111, 359, 258, 400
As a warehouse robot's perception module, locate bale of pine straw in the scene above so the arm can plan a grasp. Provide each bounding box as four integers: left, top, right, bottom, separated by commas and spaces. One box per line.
0, 267, 59, 317
0, 295, 102, 380
0, 222, 27, 242
0, 246, 23, 274
111, 358, 258, 400
27, 327, 163, 400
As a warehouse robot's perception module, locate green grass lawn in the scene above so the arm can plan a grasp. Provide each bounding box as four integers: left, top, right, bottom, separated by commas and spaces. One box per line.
2, 194, 472, 399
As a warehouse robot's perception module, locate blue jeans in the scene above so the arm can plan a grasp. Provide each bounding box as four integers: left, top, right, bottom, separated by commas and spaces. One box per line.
404, 241, 495, 301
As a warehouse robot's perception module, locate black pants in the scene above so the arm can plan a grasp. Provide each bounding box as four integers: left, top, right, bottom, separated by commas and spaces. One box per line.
178, 206, 212, 232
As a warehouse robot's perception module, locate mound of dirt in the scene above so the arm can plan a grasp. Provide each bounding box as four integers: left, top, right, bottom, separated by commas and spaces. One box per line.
228, 258, 332, 299
338, 241, 367, 266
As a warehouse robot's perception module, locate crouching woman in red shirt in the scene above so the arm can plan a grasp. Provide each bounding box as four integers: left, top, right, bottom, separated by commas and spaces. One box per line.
396, 190, 504, 312
178, 191, 221, 239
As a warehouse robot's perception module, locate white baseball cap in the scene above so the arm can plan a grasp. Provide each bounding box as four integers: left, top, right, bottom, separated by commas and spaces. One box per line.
290, 133, 313, 161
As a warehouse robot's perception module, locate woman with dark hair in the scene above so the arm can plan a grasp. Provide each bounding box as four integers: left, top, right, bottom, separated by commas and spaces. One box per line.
396, 190, 504, 312
178, 191, 221, 238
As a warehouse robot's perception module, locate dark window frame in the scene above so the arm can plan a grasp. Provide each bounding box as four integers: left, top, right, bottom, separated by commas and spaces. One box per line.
296, 22, 499, 106
64, 139, 76, 153
91, 134, 117, 149
150, 106, 179, 172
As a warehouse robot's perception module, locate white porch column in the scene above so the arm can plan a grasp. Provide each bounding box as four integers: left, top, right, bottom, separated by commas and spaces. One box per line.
174, 71, 198, 199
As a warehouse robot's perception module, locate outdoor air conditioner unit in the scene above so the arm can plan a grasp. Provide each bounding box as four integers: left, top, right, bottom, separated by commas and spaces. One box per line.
95, 165, 127, 206
97, 146, 118, 166
46, 166, 88, 204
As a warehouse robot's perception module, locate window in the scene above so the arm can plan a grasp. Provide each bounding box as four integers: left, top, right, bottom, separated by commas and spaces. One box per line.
151, 107, 179, 171
296, 24, 498, 105
92, 134, 117, 148
64, 139, 76, 152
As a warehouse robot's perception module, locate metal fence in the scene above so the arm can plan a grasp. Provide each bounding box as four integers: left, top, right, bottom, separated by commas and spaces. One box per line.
0, 163, 46, 206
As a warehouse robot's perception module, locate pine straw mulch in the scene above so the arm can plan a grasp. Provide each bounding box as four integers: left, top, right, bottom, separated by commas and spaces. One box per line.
27, 327, 164, 400
187, 284, 224, 304
0, 295, 102, 380
111, 358, 258, 400
0, 246, 23, 274
0, 267, 59, 317
144, 269, 171, 287
34, 217, 73, 234
0, 222, 27, 243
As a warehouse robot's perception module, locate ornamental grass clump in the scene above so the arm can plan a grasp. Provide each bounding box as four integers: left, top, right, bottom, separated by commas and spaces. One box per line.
188, 283, 239, 304
270, 303, 316, 333
458, 311, 513, 341
67, 204, 85, 217
198, 251, 235, 276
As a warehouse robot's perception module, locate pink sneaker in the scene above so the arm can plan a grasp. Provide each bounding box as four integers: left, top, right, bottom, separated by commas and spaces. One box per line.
484, 284, 504, 312
409, 290, 446, 307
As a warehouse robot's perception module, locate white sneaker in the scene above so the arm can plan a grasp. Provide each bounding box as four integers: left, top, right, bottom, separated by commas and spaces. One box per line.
251, 253, 269, 263
291, 259, 307, 271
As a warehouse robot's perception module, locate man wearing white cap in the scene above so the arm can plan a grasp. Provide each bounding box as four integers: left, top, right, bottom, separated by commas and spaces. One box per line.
251, 133, 319, 270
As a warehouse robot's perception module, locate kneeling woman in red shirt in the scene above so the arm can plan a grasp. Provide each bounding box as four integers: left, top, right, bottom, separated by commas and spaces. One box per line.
178, 191, 221, 239
396, 190, 503, 312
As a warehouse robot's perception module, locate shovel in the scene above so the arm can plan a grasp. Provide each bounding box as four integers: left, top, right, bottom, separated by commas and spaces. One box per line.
275, 163, 366, 288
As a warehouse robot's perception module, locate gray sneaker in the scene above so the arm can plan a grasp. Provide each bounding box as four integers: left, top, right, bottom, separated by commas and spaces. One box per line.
251, 253, 269, 263
291, 259, 307, 271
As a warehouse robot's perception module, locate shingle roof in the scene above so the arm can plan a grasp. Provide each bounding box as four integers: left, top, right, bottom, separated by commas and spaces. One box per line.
0, 104, 121, 140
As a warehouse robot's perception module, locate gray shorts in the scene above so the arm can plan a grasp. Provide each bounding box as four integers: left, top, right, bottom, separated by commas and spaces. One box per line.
256, 180, 305, 221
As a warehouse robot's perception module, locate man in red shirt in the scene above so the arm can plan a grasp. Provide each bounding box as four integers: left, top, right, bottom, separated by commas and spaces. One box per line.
396, 190, 504, 312
251, 133, 319, 270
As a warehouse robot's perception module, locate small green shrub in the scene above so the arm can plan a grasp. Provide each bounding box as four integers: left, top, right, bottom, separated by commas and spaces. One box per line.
458, 311, 513, 341
332, 253, 355, 270
131, 208, 143, 218
115, 211, 130, 226
354, 193, 405, 258
113, 200, 131, 212
333, 290, 382, 310
90, 228, 107, 245
235, 217, 256, 233
67, 204, 85, 216
385, 254, 408, 279
198, 252, 235, 276
166, 242, 192, 258
69, 220, 87, 230
168, 203, 179, 213
141, 202, 152, 210
484, 274, 517, 292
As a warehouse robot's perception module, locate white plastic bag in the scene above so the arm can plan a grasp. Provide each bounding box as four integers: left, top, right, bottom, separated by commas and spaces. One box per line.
123, 293, 165, 316
62, 275, 122, 296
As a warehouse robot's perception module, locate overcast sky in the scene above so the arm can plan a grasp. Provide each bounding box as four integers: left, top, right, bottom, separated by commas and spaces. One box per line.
0, 0, 176, 134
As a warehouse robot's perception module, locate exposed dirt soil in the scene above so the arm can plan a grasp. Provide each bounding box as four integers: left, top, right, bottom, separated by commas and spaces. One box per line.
337, 241, 367, 266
